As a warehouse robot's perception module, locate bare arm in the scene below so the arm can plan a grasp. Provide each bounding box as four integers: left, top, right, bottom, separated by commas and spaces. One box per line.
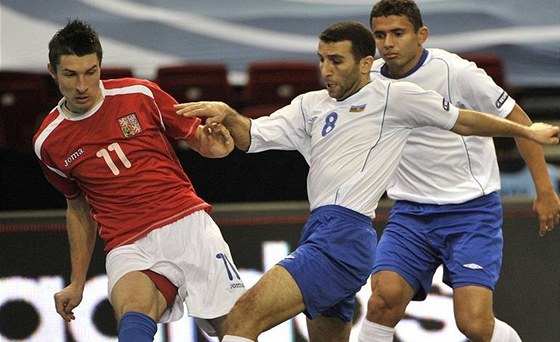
175, 102, 252, 151
451, 109, 560, 145
54, 194, 97, 322
507, 104, 560, 235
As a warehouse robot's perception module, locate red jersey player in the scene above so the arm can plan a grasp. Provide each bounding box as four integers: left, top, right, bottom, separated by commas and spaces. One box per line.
33, 19, 245, 342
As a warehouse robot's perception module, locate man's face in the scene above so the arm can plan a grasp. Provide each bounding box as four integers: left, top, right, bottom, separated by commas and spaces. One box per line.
48, 53, 102, 115
371, 15, 427, 76
317, 40, 363, 101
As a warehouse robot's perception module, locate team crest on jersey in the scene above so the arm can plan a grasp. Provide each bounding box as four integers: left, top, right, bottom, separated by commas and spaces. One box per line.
349, 104, 366, 112
118, 113, 142, 137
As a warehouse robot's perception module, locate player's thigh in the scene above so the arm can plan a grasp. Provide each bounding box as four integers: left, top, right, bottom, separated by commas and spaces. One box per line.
111, 270, 167, 321
453, 285, 493, 324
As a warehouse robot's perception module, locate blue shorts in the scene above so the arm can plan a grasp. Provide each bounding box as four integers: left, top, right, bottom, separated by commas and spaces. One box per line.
278, 205, 377, 323
373, 192, 503, 301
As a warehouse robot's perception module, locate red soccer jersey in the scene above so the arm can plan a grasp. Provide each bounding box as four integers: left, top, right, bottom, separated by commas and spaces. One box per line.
33, 78, 210, 251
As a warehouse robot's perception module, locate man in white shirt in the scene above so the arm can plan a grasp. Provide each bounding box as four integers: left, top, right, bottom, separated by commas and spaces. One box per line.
176, 21, 559, 342
358, 1, 560, 341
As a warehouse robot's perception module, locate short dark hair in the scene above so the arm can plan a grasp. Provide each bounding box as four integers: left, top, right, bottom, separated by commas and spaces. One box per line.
319, 21, 376, 61
48, 19, 103, 71
370, 0, 424, 32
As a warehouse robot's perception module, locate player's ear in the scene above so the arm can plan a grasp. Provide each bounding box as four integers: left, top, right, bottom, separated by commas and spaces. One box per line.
47, 63, 56, 79
418, 26, 429, 45
361, 55, 375, 74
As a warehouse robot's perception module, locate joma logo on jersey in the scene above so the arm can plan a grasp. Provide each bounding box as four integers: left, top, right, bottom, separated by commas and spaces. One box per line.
495, 91, 509, 109
64, 148, 85, 167
118, 113, 142, 138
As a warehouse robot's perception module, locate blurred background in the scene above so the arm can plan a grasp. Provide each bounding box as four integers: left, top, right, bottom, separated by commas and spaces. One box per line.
2, 0, 559, 86
1, 1, 559, 341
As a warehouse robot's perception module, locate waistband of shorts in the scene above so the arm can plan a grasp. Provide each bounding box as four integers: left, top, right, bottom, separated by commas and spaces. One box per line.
311, 205, 372, 225
395, 191, 500, 209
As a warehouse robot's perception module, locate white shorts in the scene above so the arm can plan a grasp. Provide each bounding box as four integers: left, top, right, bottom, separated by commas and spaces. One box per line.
106, 210, 246, 331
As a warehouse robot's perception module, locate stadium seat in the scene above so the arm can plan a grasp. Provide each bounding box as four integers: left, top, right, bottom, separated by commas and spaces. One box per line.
243, 61, 322, 117
101, 66, 134, 79
242, 103, 285, 119
0, 71, 51, 150
154, 63, 232, 103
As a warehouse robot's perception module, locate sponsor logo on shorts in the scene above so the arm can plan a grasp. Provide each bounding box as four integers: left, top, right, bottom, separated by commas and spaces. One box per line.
463, 263, 483, 270
230, 282, 245, 289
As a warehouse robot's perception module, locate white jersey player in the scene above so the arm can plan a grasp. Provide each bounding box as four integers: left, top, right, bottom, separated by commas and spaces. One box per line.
176, 21, 559, 342
358, 1, 560, 342
375, 48, 512, 204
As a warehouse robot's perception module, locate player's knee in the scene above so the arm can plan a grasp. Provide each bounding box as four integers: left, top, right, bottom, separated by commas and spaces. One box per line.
456, 314, 494, 342
367, 276, 408, 323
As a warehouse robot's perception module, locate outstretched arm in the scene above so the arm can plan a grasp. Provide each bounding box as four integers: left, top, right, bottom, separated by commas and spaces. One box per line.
451, 109, 560, 145
175, 102, 252, 151
54, 194, 97, 322
507, 104, 560, 236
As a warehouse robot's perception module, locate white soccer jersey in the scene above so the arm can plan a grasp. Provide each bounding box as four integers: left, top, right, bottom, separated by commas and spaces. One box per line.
371, 48, 516, 204
248, 78, 458, 218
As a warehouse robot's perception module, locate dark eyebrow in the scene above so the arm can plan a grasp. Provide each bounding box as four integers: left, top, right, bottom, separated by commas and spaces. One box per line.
327, 53, 344, 59
374, 28, 405, 34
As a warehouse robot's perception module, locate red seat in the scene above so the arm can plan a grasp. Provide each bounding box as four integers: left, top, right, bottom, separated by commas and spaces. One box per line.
242, 61, 321, 118
101, 66, 134, 79
242, 103, 285, 119
0, 71, 51, 150
155, 63, 232, 104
